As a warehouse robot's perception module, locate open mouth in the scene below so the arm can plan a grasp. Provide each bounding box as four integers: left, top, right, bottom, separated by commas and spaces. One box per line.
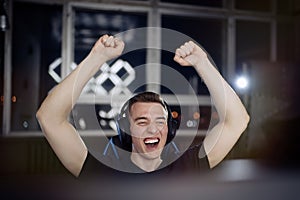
144, 138, 160, 148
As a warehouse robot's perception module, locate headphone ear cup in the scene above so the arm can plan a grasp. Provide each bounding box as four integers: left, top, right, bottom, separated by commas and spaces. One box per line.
118, 117, 130, 134
165, 102, 179, 144
116, 115, 132, 151
166, 118, 177, 143
171, 118, 179, 136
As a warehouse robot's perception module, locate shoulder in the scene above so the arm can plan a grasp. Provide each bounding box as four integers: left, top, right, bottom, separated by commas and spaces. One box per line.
78, 151, 142, 179
180, 144, 210, 170
78, 151, 116, 178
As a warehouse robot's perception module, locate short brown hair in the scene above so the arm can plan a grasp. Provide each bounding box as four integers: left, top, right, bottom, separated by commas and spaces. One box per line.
128, 92, 167, 115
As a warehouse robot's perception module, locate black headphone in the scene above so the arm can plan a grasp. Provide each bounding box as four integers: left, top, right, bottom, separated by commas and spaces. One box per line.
115, 92, 179, 152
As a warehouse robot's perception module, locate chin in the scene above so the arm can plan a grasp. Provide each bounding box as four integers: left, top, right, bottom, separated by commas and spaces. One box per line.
143, 149, 163, 160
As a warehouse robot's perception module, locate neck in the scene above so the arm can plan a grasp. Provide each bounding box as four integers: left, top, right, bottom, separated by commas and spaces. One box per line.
130, 153, 162, 172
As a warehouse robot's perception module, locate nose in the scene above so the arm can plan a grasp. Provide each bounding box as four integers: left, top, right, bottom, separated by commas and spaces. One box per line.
147, 123, 159, 134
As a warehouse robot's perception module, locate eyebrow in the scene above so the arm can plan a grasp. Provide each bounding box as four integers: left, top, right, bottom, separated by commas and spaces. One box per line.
134, 117, 148, 122
134, 116, 167, 122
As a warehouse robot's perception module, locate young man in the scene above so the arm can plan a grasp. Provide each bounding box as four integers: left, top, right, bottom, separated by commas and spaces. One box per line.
113, 91, 177, 173
36, 35, 250, 177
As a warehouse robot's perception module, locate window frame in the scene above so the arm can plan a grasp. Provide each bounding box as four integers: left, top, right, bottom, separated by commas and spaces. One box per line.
2, 0, 279, 136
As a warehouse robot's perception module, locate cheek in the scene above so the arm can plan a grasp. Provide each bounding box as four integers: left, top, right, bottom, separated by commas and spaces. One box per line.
161, 126, 169, 139
130, 125, 146, 138
131, 136, 139, 145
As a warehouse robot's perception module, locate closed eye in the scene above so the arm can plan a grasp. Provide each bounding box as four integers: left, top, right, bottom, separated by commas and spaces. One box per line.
135, 117, 149, 126
137, 121, 148, 126
134, 117, 167, 126
156, 120, 167, 125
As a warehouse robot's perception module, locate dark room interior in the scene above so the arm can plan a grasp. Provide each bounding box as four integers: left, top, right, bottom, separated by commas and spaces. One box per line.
1, 0, 300, 199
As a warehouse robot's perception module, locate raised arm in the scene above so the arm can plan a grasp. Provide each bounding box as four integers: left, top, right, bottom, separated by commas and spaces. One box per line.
36, 35, 124, 177
174, 41, 250, 168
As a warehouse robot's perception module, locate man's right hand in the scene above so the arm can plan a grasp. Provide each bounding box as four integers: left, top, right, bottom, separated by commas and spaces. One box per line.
90, 34, 125, 63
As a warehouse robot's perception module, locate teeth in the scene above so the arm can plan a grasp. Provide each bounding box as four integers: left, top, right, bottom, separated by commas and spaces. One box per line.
144, 138, 159, 144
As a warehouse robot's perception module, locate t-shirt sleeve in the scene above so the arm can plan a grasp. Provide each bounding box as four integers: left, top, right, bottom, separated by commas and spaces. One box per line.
78, 152, 97, 178
166, 144, 210, 174
78, 151, 115, 179
184, 144, 210, 171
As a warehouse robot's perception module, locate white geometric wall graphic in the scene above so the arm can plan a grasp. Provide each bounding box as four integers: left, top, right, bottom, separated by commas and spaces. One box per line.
94, 59, 135, 95
48, 58, 135, 95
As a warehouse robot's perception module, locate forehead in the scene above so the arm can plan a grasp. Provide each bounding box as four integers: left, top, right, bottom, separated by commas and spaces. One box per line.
129, 102, 167, 117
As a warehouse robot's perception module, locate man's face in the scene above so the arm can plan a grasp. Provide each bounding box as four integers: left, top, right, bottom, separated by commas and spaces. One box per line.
129, 102, 168, 160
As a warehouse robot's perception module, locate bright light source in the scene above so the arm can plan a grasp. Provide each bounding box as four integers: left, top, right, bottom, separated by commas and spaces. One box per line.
235, 76, 249, 89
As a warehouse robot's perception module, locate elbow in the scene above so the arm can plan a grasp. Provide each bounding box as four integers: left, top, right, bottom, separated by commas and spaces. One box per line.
233, 111, 250, 134
36, 106, 48, 126
36, 106, 54, 135
36, 107, 44, 125
224, 110, 250, 135
233, 107, 250, 131
235, 111, 250, 137
36, 107, 42, 121
242, 111, 250, 132
36, 107, 47, 133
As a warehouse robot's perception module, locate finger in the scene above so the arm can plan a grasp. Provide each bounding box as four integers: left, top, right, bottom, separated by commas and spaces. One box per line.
106, 36, 115, 47
181, 44, 190, 55
175, 48, 180, 57
100, 34, 109, 44
114, 38, 122, 46
175, 48, 186, 58
173, 54, 180, 62
189, 41, 207, 58
188, 40, 196, 46
186, 41, 194, 53
174, 55, 189, 66
173, 55, 182, 64
114, 38, 120, 45
114, 39, 125, 55
114, 38, 125, 49
105, 36, 115, 47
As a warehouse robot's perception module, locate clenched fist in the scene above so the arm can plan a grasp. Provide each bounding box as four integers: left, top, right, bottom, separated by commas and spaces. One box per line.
173, 41, 207, 67
90, 34, 125, 62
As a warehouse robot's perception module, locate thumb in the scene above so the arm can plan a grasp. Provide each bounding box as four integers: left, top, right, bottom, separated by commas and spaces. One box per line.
114, 38, 125, 54
173, 54, 191, 66
100, 34, 109, 44
115, 38, 124, 48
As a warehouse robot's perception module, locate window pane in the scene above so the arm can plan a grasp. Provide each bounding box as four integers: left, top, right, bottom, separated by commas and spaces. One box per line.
236, 20, 270, 74
73, 9, 147, 131
161, 0, 223, 8
11, 2, 62, 131
161, 15, 224, 95
277, 20, 294, 62
74, 9, 147, 94
235, 0, 271, 12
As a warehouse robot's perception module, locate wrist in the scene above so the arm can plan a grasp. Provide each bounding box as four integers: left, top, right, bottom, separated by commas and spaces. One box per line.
79, 53, 107, 77
193, 56, 209, 69
88, 50, 109, 64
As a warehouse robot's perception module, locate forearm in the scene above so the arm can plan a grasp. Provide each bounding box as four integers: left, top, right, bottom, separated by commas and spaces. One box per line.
194, 58, 249, 167
193, 58, 249, 125
37, 53, 106, 125
35, 35, 124, 177
174, 41, 250, 168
